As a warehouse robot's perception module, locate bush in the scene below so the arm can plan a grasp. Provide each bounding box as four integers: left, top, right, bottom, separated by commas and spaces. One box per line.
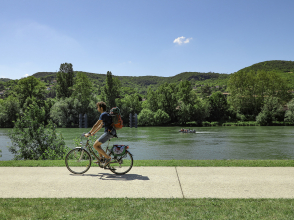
8, 103, 69, 160
256, 97, 284, 126
285, 99, 294, 123
0, 96, 20, 128
138, 109, 155, 126
154, 109, 170, 125
50, 97, 78, 127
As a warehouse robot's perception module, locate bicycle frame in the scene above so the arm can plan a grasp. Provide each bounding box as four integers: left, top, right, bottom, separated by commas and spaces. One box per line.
76, 136, 123, 165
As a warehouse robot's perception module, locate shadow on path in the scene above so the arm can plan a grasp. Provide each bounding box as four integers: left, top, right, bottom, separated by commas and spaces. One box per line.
70, 173, 150, 181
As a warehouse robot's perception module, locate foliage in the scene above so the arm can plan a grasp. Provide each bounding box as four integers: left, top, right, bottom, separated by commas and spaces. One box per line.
137, 109, 155, 126
50, 97, 80, 128
13, 76, 47, 107
101, 71, 121, 109
8, 103, 69, 160
116, 93, 142, 125
56, 63, 74, 99
207, 92, 229, 122
256, 97, 285, 126
0, 96, 20, 128
154, 109, 170, 125
285, 99, 294, 123
192, 98, 210, 124
157, 82, 178, 123
199, 85, 211, 98
228, 69, 291, 118
239, 60, 294, 73
176, 80, 192, 104
177, 102, 194, 125
72, 71, 93, 114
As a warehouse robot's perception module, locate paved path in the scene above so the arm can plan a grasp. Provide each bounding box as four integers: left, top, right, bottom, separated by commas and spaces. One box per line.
1, 167, 294, 198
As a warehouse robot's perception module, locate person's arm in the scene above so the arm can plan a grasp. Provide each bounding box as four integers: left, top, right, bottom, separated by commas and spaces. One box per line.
92, 122, 103, 135
85, 120, 103, 137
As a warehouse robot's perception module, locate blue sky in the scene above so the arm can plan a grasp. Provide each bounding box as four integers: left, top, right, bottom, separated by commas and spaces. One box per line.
1, 0, 294, 79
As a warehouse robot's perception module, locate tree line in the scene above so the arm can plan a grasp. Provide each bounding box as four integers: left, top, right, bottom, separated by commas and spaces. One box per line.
1, 63, 294, 129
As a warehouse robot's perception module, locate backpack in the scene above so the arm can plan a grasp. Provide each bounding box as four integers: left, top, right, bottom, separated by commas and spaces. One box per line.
109, 107, 123, 130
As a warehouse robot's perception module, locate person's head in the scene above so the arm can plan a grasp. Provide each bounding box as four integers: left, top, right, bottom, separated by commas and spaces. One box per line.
96, 101, 107, 113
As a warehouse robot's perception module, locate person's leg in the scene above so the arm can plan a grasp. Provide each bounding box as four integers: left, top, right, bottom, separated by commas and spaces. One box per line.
93, 140, 111, 159
93, 132, 113, 160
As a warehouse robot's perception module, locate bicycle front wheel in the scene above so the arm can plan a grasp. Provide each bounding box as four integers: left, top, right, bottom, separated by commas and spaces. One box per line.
65, 148, 92, 174
108, 151, 133, 175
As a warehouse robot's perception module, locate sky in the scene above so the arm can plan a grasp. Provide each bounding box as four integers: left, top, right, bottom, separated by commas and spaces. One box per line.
1, 0, 294, 79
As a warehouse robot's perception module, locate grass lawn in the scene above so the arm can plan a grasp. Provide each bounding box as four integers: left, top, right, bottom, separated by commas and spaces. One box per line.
1, 198, 294, 220
1, 159, 294, 167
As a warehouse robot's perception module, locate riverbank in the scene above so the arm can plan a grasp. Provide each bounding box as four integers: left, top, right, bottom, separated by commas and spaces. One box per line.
1, 159, 294, 167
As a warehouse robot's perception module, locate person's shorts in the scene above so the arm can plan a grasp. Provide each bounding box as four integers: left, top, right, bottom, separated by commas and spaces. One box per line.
97, 129, 116, 144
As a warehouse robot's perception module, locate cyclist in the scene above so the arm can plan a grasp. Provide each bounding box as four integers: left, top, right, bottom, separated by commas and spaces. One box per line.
85, 101, 116, 168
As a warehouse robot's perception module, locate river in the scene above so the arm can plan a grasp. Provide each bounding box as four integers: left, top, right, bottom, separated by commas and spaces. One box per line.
1, 126, 294, 161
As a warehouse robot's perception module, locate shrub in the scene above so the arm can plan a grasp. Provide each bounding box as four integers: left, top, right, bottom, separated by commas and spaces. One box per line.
285, 99, 294, 123
8, 102, 69, 160
154, 109, 170, 125
138, 109, 155, 126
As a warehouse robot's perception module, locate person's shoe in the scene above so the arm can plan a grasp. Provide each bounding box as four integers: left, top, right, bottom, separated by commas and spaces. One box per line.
103, 158, 112, 168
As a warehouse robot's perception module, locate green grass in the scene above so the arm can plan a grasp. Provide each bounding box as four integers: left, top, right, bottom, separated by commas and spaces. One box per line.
1, 159, 294, 167
0, 198, 293, 219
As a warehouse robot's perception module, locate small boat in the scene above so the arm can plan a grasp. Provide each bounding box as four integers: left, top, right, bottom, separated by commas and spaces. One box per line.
178, 129, 196, 133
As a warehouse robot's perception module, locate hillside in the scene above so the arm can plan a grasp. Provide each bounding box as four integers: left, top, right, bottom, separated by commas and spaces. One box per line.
238, 60, 294, 88
1, 60, 294, 95
30, 71, 229, 94
238, 60, 294, 73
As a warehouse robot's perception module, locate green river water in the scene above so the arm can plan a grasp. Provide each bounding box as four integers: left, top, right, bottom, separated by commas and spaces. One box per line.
1, 126, 294, 161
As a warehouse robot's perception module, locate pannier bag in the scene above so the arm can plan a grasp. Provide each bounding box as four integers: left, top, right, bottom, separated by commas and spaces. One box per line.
111, 145, 127, 156
109, 107, 123, 130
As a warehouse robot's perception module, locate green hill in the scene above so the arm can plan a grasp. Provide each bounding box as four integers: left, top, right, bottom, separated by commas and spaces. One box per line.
237, 60, 294, 88
2, 60, 294, 95
238, 60, 294, 73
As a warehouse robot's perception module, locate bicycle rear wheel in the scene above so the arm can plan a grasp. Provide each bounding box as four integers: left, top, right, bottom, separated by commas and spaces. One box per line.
65, 148, 92, 174
108, 151, 133, 175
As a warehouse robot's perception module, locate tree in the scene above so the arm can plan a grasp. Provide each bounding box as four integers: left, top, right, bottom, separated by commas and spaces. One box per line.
200, 85, 211, 98
147, 87, 159, 112
101, 71, 120, 109
207, 91, 229, 122
8, 102, 69, 160
157, 82, 178, 123
0, 96, 20, 128
50, 97, 78, 128
56, 63, 74, 99
177, 80, 192, 105
72, 71, 93, 114
137, 109, 155, 126
228, 70, 291, 118
284, 99, 294, 123
192, 98, 210, 124
14, 76, 47, 107
256, 97, 284, 125
154, 109, 170, 125
177, 102, 194, 125
116, 93, 142, 125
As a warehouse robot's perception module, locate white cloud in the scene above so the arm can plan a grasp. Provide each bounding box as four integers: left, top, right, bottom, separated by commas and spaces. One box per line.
173, 36, 193, 45
25, 74, 29, 77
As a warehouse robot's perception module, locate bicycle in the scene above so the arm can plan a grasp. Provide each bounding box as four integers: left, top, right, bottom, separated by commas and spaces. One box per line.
65, 133, 134, 175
